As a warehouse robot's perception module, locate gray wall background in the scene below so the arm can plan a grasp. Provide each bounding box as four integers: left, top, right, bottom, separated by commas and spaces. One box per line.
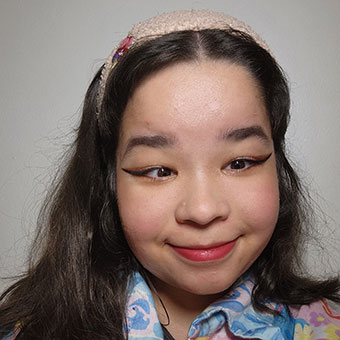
1, 0, 339, 291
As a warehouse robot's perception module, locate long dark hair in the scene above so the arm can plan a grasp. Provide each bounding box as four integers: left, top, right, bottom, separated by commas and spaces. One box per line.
1, 29, 339, 339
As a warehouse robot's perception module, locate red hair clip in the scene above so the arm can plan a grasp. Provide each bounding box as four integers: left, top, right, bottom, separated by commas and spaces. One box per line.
110, 36, 134, 70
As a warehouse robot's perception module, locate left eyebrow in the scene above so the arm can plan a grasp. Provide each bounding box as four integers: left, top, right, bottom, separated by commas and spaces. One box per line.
122, 134, 177, 158
221, 125, 271, 143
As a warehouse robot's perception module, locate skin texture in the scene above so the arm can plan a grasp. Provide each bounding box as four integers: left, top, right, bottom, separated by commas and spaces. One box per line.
116, 59, 280, 337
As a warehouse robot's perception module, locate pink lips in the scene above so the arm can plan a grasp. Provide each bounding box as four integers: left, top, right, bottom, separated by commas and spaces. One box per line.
171, 240, 237, 262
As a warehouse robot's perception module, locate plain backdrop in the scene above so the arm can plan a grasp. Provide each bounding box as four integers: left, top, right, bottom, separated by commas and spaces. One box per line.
1, 0, 339, 292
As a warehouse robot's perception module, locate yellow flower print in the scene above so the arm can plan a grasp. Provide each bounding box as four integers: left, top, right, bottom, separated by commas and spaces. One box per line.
324, 323, 340, 340
294, 323, 314, 340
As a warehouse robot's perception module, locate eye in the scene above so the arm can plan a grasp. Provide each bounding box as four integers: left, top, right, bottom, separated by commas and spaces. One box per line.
224, 153, 272, 172
122, 166, 176, 180
146, 167, 175, 179
226, 159, 255, 170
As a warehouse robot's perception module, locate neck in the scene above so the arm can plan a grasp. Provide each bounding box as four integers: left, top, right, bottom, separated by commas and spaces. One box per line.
149, 275, 225, 339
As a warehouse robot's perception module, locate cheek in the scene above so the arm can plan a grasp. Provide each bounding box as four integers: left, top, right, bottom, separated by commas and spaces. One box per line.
240, 173, 280, 233
117, 179, 171, 246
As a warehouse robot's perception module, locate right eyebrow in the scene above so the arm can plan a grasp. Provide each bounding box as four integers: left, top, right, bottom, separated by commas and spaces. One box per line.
122, 134, 176, 158
221, 125, 271, 143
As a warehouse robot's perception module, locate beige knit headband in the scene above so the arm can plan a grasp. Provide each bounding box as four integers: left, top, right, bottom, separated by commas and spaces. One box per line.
97, 9, 270, 116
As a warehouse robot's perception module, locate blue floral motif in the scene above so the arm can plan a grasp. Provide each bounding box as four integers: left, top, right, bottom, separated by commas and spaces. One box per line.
128, 298, 151, 330
212, 299, 247, 312
294, 317, 309, 329
272, 307, 295, 340
238, 281, 253, 295
229, 320, 248, 333
228, 289, 241, 299
126, 273, 163, 339
188, 279, 293, 339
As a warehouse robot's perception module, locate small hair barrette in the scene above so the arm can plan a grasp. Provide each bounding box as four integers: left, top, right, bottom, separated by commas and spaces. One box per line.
96, 36, 134, 116
109, 36, 134, 71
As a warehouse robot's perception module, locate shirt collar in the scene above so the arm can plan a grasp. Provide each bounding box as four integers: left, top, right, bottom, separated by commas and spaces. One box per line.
126, 272, 295, 340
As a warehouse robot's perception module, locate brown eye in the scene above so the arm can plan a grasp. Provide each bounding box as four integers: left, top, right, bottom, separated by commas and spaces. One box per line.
145, 166, 176, 179
157, 167, 172, 177
224, 154, 273, 172
122, 166, 176, 179
230, 159, 248, 170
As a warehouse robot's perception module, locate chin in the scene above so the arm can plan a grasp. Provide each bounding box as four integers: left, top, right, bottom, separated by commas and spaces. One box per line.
177, 276, 237, 297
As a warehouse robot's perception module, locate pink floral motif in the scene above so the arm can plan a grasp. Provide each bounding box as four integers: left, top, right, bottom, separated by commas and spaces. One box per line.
310, 311, 330, 327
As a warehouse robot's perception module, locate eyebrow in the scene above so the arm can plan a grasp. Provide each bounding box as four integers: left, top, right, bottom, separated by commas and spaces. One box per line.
122, 125, 270, 158
221, 125, 270, 143
123, 134, 176, 157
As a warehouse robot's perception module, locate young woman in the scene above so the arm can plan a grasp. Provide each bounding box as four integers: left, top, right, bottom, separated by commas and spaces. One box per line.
1, 10, 340, 340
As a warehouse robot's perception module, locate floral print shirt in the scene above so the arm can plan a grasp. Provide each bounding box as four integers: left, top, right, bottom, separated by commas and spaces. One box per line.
126, 272, 340, 340
3, 273, 340, 340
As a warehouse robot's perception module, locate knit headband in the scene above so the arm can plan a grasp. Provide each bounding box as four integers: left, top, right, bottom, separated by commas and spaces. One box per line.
97, 9, 270, 117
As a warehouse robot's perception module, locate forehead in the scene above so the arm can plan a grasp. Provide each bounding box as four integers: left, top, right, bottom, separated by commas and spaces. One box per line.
120, 59, 270, 143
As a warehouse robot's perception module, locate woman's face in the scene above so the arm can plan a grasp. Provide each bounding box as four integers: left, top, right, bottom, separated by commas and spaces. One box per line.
116, 59, 279, 296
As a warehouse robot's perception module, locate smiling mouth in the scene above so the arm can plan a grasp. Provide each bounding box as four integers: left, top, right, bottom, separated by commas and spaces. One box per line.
170, 240, 237, 262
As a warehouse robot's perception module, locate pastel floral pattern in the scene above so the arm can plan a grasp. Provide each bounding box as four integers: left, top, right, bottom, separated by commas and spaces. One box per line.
293, 323, 314, 340
324, 323, 340, 340
310, 312, 330, 327
126, 272, 340, 340
4, 274, 340, 340
126, 273, 163, 339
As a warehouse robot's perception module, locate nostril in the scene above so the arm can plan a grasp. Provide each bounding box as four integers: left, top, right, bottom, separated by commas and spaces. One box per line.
175, 200, 230, 227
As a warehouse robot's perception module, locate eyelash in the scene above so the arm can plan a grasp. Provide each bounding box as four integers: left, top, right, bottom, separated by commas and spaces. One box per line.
224, 153, 272, 171
122, 153, 272, 180
122, 167, 177, 180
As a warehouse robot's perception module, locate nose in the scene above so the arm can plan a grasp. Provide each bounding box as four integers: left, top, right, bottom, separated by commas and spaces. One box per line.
175, 174, 230, 226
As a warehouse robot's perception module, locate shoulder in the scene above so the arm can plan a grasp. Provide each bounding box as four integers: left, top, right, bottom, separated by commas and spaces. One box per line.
290, 299, 340, 339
